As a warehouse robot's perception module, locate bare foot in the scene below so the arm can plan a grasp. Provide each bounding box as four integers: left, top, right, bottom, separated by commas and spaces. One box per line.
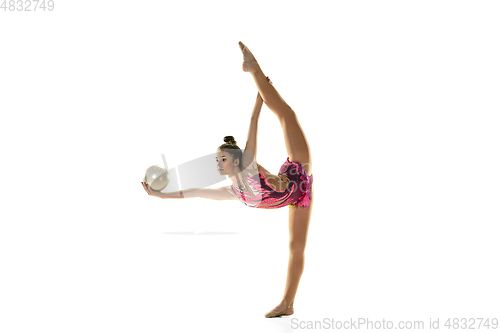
264, 297, 294, 318
238, 41, 260, 73
271, 298, 287, 312
284, 301, 294, 316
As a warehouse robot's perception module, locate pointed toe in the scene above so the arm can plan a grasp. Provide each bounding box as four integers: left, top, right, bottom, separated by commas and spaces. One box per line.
238, 41, 245, 52
265, 310, 283, 318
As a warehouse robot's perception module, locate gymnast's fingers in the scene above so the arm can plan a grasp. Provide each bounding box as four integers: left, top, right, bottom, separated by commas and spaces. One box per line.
142, 182, 150, 195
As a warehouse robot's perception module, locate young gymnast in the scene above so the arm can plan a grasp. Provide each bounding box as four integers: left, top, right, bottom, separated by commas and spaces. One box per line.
142, 42, 314, 318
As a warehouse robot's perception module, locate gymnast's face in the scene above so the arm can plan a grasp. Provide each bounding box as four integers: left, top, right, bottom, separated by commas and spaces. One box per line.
216, 149, 239, 175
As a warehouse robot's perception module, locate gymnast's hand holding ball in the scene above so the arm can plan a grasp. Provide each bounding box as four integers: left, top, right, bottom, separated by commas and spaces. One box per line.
141, 181, 164, 198
141, 165, 170, 198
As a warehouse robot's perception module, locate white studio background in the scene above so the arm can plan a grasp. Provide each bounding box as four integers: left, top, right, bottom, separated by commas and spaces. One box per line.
1, 1, 499, 332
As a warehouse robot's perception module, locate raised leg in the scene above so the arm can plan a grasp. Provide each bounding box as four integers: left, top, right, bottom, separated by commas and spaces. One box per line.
239, 42, 312, 175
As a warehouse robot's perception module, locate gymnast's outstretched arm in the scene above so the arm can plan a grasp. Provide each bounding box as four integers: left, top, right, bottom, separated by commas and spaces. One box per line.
241, 92, 263, 170
141, 182, 237, 200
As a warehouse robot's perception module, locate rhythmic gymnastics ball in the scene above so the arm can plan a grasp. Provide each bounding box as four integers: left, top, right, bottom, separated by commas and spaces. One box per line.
143, 165, 170, 191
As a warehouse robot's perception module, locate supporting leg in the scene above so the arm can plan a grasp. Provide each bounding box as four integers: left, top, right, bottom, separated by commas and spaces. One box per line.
282, 184, 314, 307
265, 184, 314, 317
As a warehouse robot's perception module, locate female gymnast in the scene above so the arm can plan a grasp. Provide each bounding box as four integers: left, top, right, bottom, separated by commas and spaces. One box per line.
142, 42, 314, 318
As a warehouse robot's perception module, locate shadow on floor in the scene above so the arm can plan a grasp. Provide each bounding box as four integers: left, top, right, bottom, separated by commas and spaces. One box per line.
163, 231, 239, 235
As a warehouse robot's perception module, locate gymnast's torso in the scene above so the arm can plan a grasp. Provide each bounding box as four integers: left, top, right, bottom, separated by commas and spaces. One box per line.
229, 159, 314, 209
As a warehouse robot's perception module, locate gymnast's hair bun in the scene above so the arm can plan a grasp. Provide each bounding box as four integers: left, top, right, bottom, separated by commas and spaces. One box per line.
224, 136, 237, 145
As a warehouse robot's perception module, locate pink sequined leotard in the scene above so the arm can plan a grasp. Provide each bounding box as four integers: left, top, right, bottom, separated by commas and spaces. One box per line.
231, 157, 313, 209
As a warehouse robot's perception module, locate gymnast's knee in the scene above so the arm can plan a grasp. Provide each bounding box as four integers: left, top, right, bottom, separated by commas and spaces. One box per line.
289, 241, 306, 255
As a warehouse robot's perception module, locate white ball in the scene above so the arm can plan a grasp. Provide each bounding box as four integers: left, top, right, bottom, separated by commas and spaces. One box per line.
144, 165, 170, 191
